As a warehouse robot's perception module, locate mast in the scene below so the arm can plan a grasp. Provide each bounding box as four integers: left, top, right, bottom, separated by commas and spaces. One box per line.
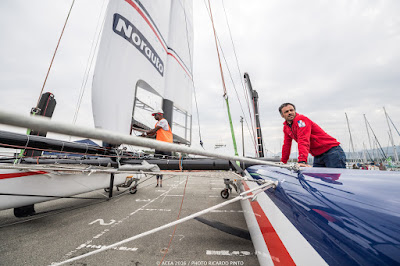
362, 142, 370, 163
240, 116, 245, 157
244, 73, 264, 157
384, 107, 399, 163
364, 114, 373, 161
345, 113, 356, 161
388, 115, 400, 138
364, 115, 387, 162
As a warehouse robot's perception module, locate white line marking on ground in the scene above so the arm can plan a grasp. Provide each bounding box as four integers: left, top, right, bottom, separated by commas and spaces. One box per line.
206, 250, 252, 256
88, 219, 116, 226
60, 179, 187, 261
76, 244, 137, 252
93, 229, 109, 239
169, 234, 185, 241
136, 199, 151, 202
210, 210, 243, 213
141, 208, 171, 212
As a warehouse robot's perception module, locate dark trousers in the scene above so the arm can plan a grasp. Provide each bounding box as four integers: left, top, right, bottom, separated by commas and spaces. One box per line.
313, 146, 346, 168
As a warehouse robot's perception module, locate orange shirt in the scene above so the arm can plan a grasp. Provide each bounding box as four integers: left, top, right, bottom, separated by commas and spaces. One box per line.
155, 119, 173, 143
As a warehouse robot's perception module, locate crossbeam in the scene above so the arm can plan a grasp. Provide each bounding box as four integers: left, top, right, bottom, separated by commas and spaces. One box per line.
0, 110, 295, 171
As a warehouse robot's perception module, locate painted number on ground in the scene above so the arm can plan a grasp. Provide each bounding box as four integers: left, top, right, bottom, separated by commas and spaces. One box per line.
89, 219, 116, 226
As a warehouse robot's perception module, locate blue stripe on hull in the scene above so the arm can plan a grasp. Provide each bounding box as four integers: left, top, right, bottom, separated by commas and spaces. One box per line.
246, 166, 400, 265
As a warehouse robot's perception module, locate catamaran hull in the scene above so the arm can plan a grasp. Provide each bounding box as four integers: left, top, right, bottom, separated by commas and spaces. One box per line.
240, 175, 327, 265
241, 166, 400, 265
0, 169, 128, 210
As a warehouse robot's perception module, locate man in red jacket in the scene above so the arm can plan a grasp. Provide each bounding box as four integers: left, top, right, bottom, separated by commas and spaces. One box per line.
279, 103, 346, 168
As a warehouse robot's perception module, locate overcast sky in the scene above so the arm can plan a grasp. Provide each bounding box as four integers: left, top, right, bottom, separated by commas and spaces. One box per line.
0, 0, 399, 158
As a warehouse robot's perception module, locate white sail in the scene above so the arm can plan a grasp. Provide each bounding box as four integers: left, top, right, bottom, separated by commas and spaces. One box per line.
164, 0, 194, 142
92, 0, 193, 143
164, 0, 193, 113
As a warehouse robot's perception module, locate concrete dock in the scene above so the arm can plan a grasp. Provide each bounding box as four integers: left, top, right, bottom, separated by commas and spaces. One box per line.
0, 171, 259, 265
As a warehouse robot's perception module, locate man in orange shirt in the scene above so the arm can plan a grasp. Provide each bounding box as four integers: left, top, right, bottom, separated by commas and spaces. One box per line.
141, 109, 173, 187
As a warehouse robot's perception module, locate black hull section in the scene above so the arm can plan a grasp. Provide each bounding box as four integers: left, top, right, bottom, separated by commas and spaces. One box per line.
0, 156, 275, 171
0, 130, 115, 157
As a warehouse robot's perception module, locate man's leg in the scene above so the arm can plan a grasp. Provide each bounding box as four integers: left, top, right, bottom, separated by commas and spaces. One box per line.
324, 146, 346, 168
156, 175, 160, 187
160, 175, 162, 187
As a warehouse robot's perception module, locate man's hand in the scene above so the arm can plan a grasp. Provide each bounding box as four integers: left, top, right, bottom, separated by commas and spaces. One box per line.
298, 162, 311, 167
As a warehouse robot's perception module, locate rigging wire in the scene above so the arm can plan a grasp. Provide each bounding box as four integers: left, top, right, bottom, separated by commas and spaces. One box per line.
221, 0, 246, 105
216, 38, 258, 154
386, 133, 390, 157
202, 0, 257, 154
37, 0, 76, 106
179, 0, 204, 148
388, 114, 400, 138
207, 0, 228, 95
364, 116, 387, 161
72, 0, 108, 125
221, 0, 258, 151
159, 175, 189, 264
207, 0, 239, 156
193, 82, 204, 148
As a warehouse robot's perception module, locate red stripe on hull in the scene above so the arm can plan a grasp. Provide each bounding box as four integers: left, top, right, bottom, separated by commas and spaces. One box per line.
0, 171, 48, 180
242, 181, 295, 265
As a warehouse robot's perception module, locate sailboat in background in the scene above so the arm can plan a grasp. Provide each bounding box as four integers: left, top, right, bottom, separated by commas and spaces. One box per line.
384, 107, 400, 167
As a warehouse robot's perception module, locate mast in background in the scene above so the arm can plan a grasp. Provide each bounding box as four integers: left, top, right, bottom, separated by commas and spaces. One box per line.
384, 107, 399, 163
364, 114, 374, 160
244, 73, 264, 158
364, 114, 387, 162
345, 113, 356, 161
240, 116, 244, 157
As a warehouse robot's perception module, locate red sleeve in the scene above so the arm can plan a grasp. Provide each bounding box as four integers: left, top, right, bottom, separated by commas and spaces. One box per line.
281, 129, 292, 164
297, 117, 312, 162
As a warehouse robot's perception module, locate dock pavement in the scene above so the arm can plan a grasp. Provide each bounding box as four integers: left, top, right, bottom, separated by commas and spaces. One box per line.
0, 171, 259, 266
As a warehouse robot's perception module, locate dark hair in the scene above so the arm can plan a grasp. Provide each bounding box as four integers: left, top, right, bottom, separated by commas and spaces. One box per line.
279, 103, 296, 114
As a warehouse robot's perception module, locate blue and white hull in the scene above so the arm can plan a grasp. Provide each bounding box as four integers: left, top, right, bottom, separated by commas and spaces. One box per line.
241, 166, 400, 265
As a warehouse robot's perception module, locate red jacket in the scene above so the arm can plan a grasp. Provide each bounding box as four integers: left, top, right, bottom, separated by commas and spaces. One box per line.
281, 113, 340, 164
